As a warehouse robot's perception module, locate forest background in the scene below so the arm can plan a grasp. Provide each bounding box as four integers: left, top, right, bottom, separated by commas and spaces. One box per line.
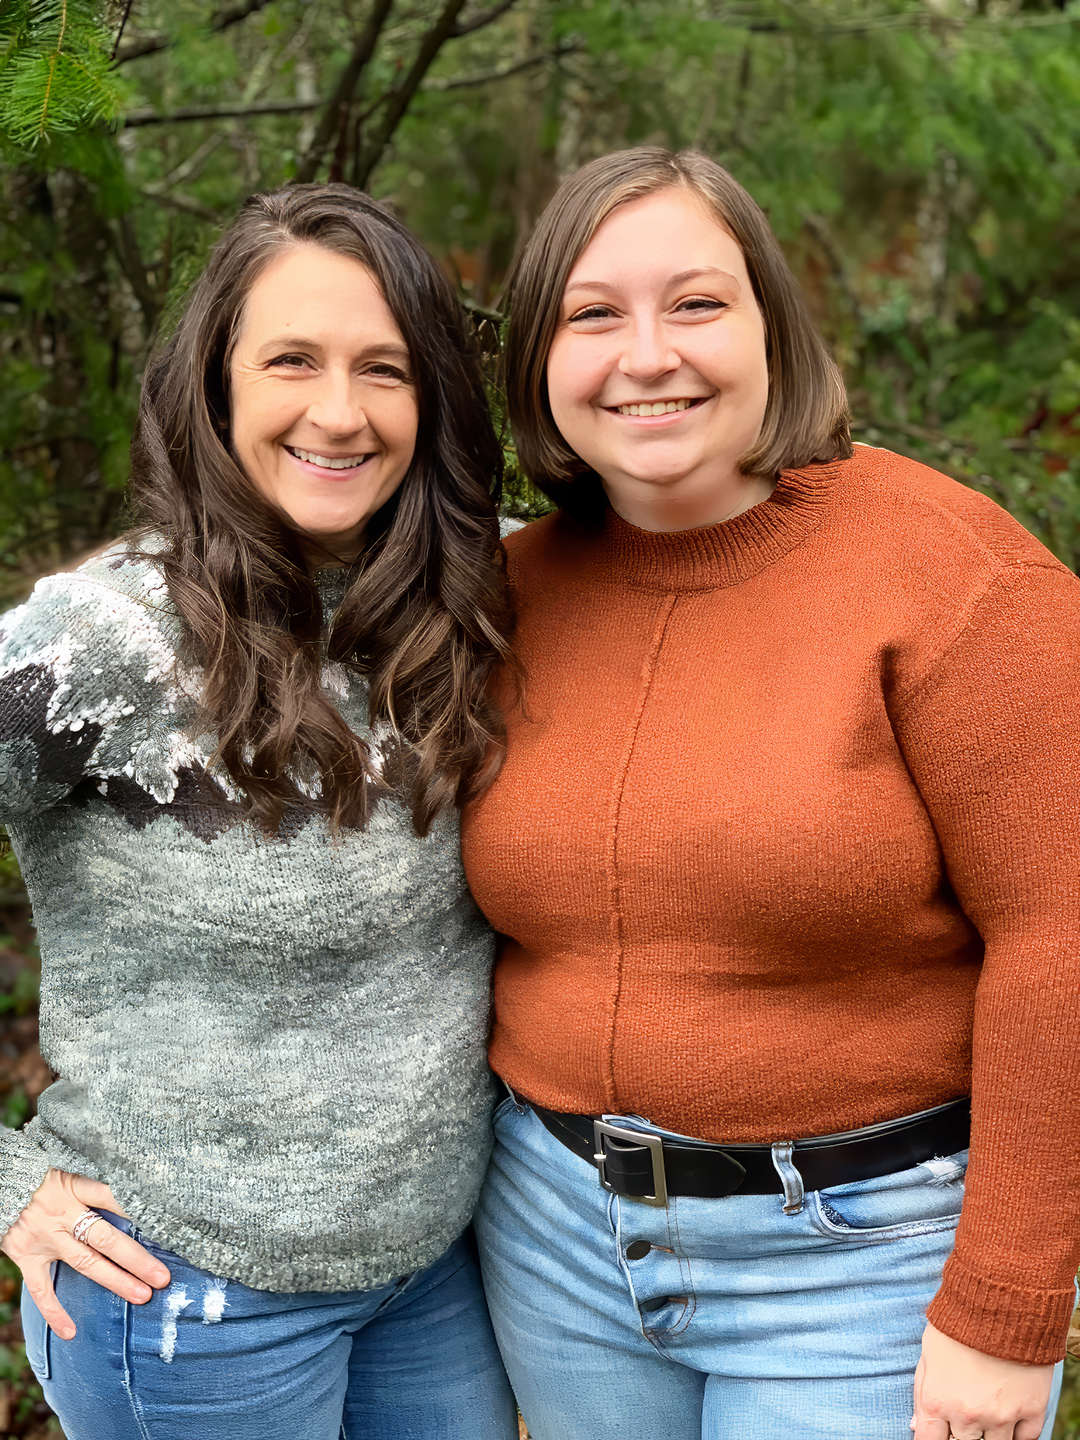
0, 0, 1079, 1435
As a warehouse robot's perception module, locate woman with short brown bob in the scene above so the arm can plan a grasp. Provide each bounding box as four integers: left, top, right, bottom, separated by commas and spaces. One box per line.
461, 147, 1080, 1439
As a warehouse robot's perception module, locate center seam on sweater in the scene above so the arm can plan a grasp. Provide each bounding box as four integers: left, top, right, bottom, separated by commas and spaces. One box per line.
604, 591, 680, 1113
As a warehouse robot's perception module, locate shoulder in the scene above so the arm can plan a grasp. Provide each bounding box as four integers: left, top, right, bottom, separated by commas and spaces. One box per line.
500, 510, 574, 573
836, 445, 1069, 580
0, 537, 178, 678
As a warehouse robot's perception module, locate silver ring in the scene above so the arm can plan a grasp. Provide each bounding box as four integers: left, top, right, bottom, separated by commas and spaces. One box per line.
71, 1208, 102, 1245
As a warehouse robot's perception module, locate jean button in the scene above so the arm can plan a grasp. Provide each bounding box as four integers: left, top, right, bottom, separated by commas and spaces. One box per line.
625, 1240, 651, 1260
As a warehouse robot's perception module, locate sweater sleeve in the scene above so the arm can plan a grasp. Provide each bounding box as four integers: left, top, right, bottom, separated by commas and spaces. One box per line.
892, 559, 1080, 1365
0, 566, 179, 826
0, 565, 176, 1234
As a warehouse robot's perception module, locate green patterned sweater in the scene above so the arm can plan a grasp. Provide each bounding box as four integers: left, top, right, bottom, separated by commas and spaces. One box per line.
0, 543, 497, 1292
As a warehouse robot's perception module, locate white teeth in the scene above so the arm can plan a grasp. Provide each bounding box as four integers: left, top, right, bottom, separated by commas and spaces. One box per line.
615, 399, 692, 416
291, 448, 367, 470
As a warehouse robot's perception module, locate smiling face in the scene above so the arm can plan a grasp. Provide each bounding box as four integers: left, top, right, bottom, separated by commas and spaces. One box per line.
545, 188, 772, 532
229, 244, 418, 561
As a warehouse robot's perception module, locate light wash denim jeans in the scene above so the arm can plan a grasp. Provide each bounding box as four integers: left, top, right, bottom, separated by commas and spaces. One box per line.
22, 1218, 518, 1440
475, 1098, 1064, 1440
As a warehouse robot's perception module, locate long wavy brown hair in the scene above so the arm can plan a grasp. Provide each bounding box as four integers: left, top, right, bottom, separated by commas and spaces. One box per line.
129, 184, 513, 836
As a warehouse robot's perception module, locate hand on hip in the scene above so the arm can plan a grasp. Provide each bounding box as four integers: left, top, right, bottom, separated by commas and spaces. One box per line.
1, 1168, 170, 1340
912, 1323, 1055, 1440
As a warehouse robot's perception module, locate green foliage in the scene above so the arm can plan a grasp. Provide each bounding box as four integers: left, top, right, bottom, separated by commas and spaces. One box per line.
0, 967, 38, 1019
0, 0, 127, 151
1, 0, 1080, 573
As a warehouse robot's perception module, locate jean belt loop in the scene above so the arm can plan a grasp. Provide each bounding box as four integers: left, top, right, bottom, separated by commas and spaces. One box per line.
771, 1141, 805, 1215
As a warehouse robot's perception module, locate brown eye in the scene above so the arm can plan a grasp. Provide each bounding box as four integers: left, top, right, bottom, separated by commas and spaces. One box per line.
569, 306, 612, 323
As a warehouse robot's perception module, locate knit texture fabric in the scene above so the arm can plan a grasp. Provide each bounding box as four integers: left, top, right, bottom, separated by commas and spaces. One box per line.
0, 544, 496, 1293
461, 446, 1080, 1365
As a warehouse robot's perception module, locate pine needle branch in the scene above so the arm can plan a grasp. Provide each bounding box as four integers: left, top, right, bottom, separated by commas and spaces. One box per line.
0, 0, 127, 150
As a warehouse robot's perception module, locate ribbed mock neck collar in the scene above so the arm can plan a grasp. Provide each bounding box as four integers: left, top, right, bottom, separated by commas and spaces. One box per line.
599, 460, 843, 592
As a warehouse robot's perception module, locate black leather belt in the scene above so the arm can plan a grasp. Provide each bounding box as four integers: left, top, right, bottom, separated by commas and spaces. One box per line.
528, 1097, 971, 1208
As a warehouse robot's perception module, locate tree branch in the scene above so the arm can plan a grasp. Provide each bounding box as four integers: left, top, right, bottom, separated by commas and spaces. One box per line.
110, 0, 135, 60
123, 97, 321, 126
424, 36, 585, 91
115, 0, 276, 65
119, 40, 580, 129
138, 189, 221, 223
110, 215, 159, 332
353, 0, 470, 188
292, 0, 396, 184
450, 0, 519, 38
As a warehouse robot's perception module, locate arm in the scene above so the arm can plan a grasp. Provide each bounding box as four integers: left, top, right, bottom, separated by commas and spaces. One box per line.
0, 572, 124, 828
0, 566, 174, 1324
892, 560, 1080, 1427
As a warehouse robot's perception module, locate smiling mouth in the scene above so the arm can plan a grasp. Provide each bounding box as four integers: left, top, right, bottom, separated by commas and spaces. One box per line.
608, 398, 708, 417
286, 446, 372, 470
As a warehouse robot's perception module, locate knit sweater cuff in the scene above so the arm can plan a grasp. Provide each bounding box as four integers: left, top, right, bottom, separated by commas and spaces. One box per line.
927, 1252, 1075, 1365
0, 1123, 51, 1243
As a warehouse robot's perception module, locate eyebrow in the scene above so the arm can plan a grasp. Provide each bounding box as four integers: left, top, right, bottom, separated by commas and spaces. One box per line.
564, 267, 740, 295
251, 337, 412, 362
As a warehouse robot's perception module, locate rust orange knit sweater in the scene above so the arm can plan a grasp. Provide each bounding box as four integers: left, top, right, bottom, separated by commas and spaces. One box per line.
461, 446, 1080, 1365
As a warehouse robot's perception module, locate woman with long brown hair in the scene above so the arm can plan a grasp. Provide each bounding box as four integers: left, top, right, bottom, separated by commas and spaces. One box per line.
0, 183, 518, 1439
461, 147, 1080, 1439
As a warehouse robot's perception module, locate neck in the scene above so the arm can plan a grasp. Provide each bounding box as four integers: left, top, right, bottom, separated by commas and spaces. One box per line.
299, 533, 365, 572
602, 467, 776, 533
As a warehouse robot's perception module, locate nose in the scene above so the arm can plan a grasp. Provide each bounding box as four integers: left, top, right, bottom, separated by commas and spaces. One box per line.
618, 314, 680, 383
305, 367, 368, 437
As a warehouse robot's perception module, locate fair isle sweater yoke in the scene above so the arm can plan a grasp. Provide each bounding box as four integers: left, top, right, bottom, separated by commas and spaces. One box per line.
0, 544, 497, 1293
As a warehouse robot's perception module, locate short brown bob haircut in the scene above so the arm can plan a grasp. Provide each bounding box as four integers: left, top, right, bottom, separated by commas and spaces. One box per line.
503, 146, 852, 515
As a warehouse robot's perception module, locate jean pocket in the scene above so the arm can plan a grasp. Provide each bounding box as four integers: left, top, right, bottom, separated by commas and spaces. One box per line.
492, 1095, 518, 1125
20, 1282, 51, 1382
809, 1148, 967, 1241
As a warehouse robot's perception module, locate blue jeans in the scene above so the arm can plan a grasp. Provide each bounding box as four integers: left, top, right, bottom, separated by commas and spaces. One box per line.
22, 1219, 518, 1439
475, 1099, 1064, 1439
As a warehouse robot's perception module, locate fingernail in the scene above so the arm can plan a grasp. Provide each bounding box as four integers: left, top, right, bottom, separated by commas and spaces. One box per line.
152, 1268, 170, 1286
133, 1285, 152, 1303
59, 1326, 75, 1340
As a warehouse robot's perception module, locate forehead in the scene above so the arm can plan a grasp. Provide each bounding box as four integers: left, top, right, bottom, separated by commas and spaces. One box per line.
566, 189, 748, 287
238, 245, 403, 341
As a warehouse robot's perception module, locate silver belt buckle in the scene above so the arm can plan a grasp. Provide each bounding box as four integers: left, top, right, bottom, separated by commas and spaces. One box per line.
592, 1119, 668, 1207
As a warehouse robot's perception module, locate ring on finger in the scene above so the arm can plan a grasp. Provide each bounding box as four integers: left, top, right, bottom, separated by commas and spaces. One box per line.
71, 1208, 102, 1246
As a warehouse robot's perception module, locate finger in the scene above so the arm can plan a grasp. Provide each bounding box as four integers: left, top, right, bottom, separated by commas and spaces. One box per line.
80, 1216, 170, 1289
69, 1175, 130, 1221
20, 1261, 76, 1341
910, 1420, 951, 1440
57, 1235, 156, 1306
1015, 1415, 1050, 1440
911, 1359, 951, 1440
